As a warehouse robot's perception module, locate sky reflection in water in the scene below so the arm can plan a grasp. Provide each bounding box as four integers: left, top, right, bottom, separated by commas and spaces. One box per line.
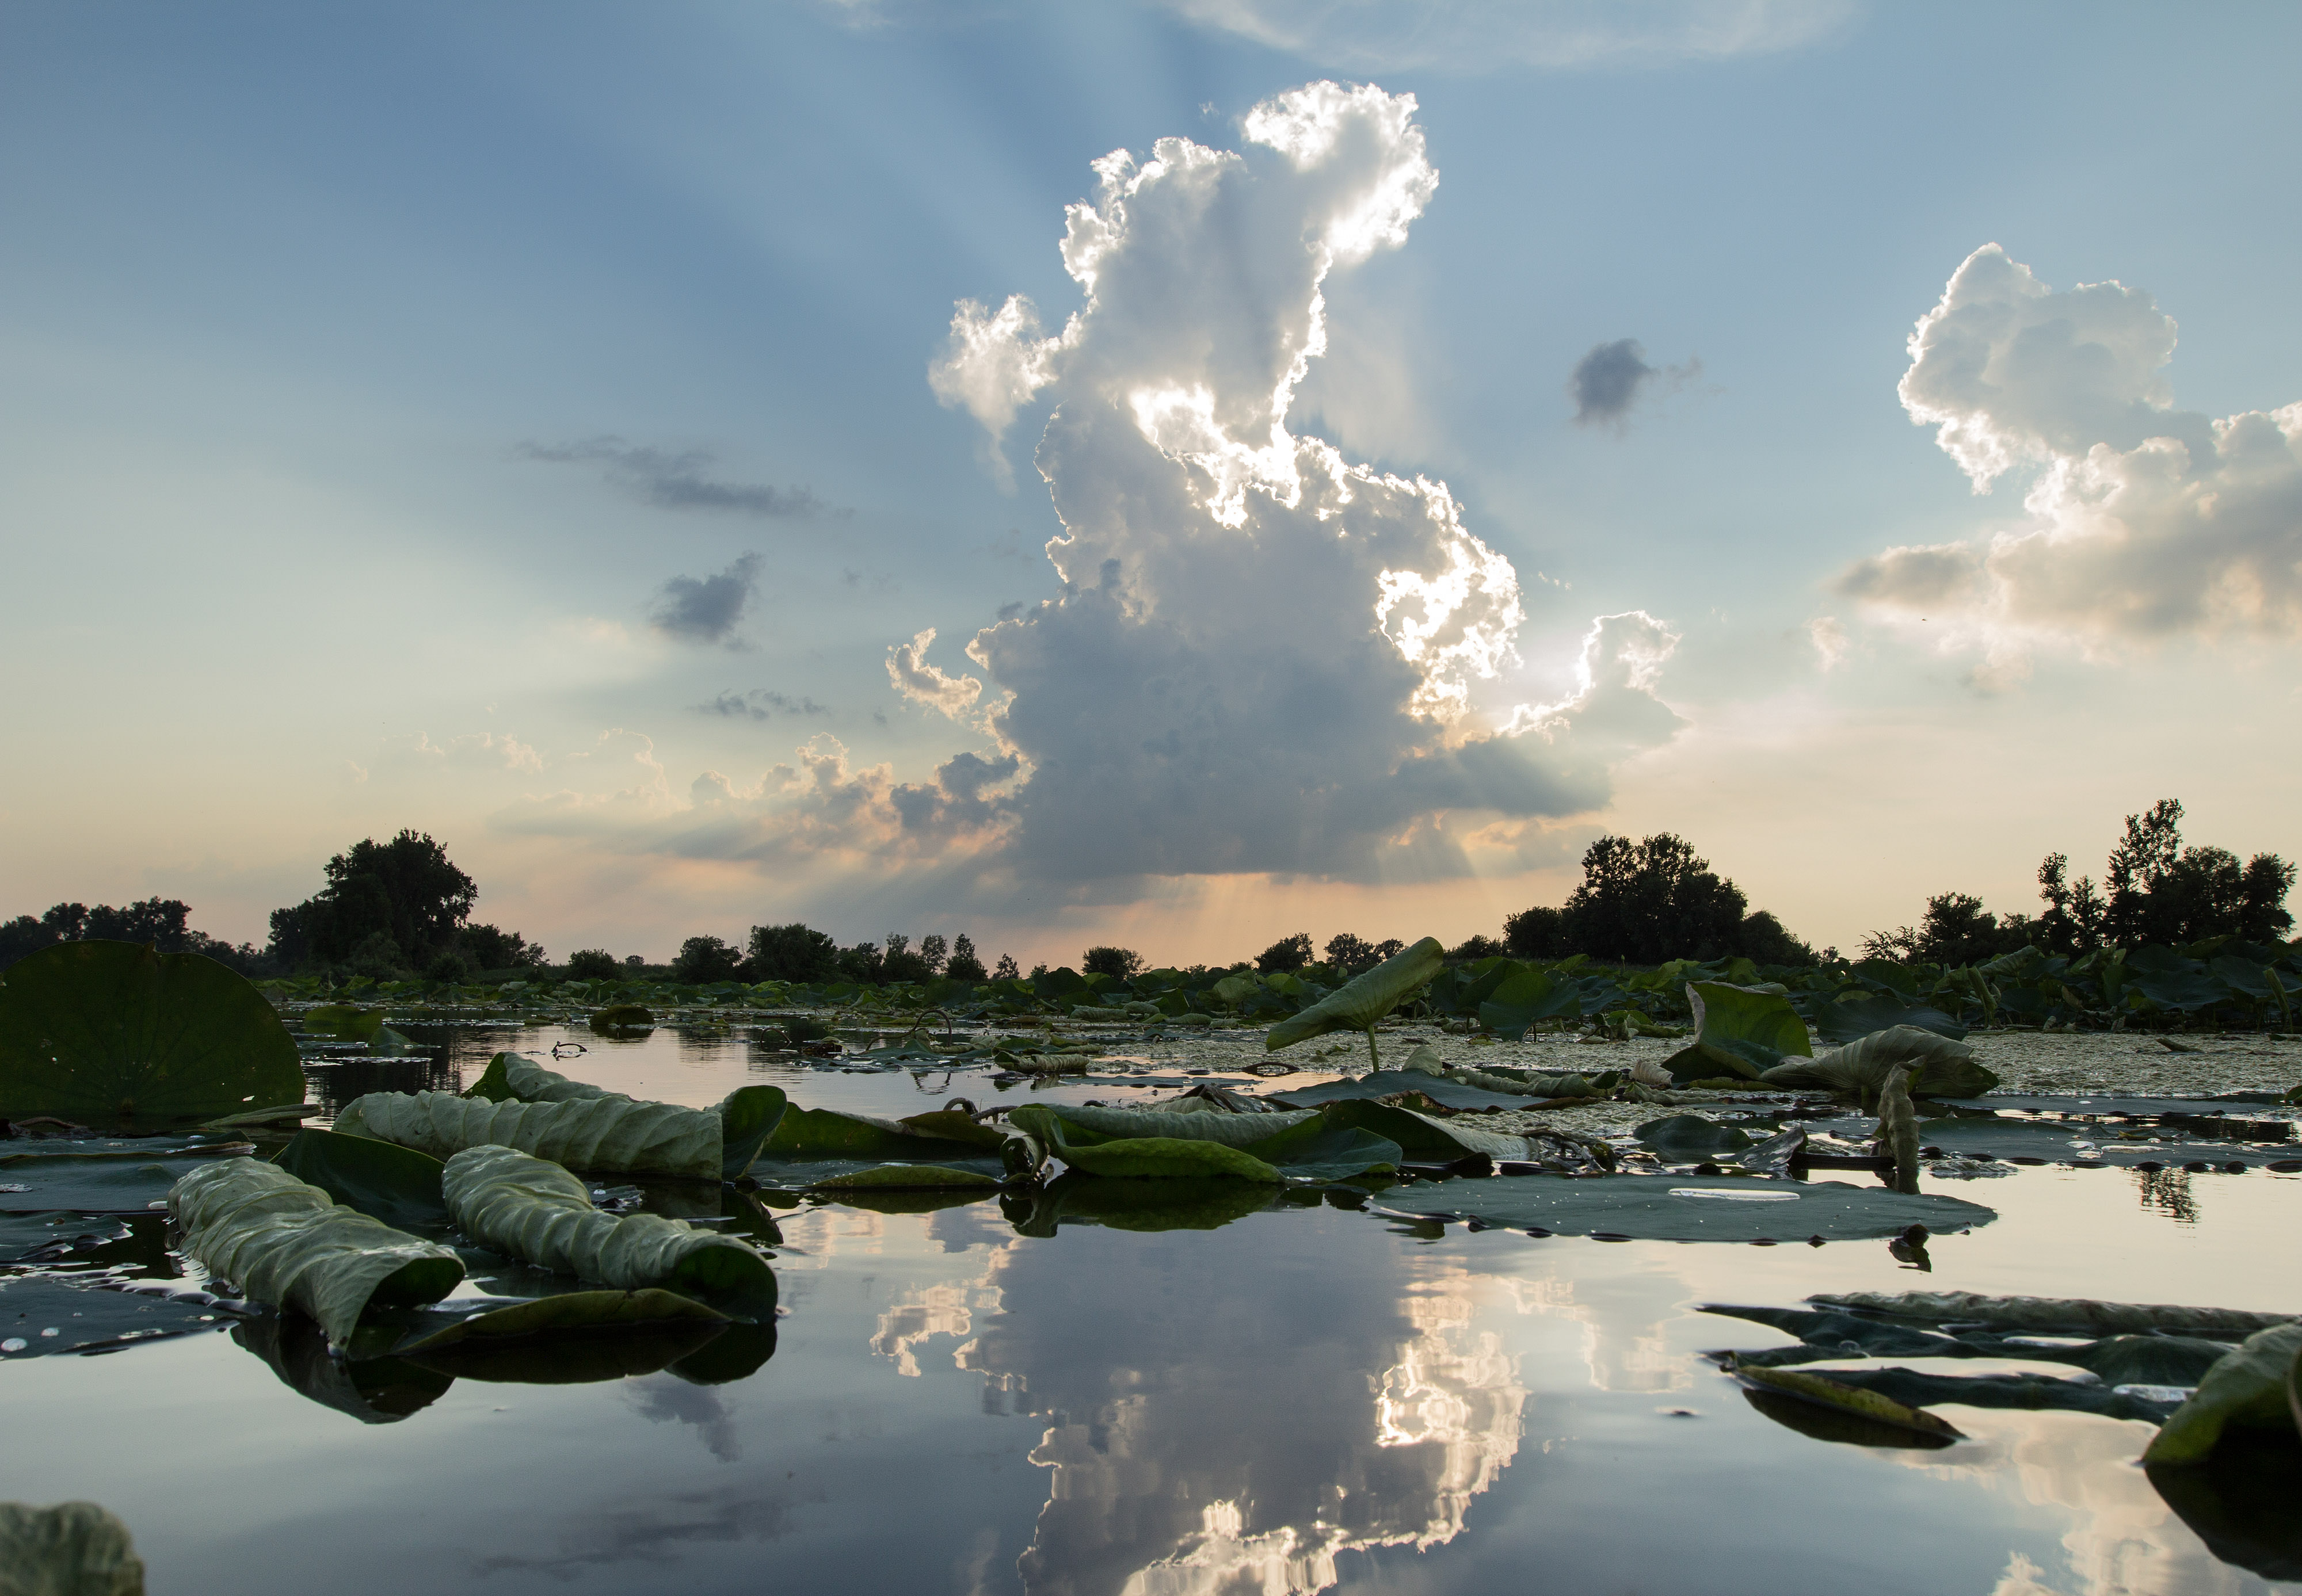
2, 1024, 2294, 1595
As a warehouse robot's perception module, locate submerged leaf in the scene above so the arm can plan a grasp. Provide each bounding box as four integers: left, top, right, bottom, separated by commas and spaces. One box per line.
0, 941, 306, 1125
442, 1144, 775, 1319
1264, 937, 1445, 1053
2142, 1321, 2302, 1465
169, 1158, 464, 1345
0, 1502, 145, 1596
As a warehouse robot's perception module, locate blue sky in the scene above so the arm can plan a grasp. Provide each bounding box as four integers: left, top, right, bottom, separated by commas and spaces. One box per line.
4, 1, 2296, 966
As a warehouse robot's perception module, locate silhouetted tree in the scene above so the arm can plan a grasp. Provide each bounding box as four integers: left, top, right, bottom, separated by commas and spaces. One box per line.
944, 933, 988, 982
1322, 933, 1376, 971
745, 923, 841, 982
1083, 945, 1144, 978
878, 934, 933, 983
1448, 934, 1506, 961
672, 935, 744, 984
1502, 906, 1568, 959
992, 953, 1020, 979
460, 923, 547, 972
1561, 834, 1748, 964
268, 831, 478, 969
567, 948, 621, 980
1255, 933, 1313, 973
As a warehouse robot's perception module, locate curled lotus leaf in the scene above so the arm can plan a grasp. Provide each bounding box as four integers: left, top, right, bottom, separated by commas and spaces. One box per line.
1264, 937, 1445, 1053
337, 1082, 785, 1182
441, 1144, 775, 1319
1729, 1356, 1965, 1441
1807, 1290, 2294, 1339
169, 1157, 464, 1345
1761, 1025, 1998, 1098
0, 1502, 145, 1596
2141, 1320, 2302, 1465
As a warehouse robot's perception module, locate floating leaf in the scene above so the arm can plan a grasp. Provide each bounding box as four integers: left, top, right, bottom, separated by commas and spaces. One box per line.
1635, 1115, 1753, 1157
1808, 1291, 2294, 1338
1729, 1356, 1965, 1442
1811, 992, 1969, 1045
2143, 1322, 2302, 1465
272, 1129, 450, 1231
0, 1276, 248, 1358
393, 1287, 730, 1356
589, 1003, 654, 1033
1270, 1070, 1541, 1113
169, 1158, 464, 1345
752, 1104, 1023, 1189
442, 1144, 776, 1319
0, 1139, 259, 1214
0, 942, 306, 1126
1380, 1172, 1996, 1243
0, 1501, 145, 1595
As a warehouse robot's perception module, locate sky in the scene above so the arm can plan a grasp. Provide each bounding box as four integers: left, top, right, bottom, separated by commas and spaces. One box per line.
3, 0, 2297, 968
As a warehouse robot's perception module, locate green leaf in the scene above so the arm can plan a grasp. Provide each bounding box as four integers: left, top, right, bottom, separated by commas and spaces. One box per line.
807, 1164, 1004, 1192
1635, 1115, 1753, 1157
2143, 1322, 2302, 1464
272, 1129, 450, 1231
440, 1144, 776, 1320
1812, 992, 1967, 1045
589, 1003, 654, 1033
0, 1139, 261, 1213
169, 1156, 465, 1345
1010, 1173, 1280, 1235
303, 1004, 384, 1042
1314, 1098, 1563, 1165
1663, 981, 1814, 1080
1378, 1172, 1998, 1242
1475, 967, 1585, 1040
0, 942, 307, 1126
0, 1274, 245, 1357
1264, 937, 1445, 1052
1011, 1106, 1283, 1180
0, 1502, 145, 1595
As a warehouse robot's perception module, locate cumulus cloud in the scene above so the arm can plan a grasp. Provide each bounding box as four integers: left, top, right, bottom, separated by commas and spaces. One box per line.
1568, 338, 1699, 429
519, 437, 828, 518
651, 554, 760, 647
379, 730, 545, 774
1840, 243, 2302, 650
694, 689, 829, 720
1153, 0, 1854, 71
885, 628, 984, 720
1808, 615, 1849, 670
913, 82, 1681, 881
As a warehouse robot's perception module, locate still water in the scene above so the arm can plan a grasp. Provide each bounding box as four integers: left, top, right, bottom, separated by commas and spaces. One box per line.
6, 1025, 2298, 1595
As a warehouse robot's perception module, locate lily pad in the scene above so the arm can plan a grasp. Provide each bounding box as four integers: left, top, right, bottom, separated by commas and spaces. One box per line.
1811, 993, 1967, 1045
0, 1276, 249, 1357
0, 942, 306, 1126
1806, 1290, 2293, 1338
1268, 1071, 1537, 1112
1636, 1115, 1754, 1157
2143, 1321, 2302, 1465
751, 1105, 1024, 1190
0, 1140, 257, 1214
1378, 1172, 1997, 1242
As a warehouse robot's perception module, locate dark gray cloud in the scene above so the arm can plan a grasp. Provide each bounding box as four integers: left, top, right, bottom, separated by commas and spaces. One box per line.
651, 553, 760, 646
695, 688, 829, 720
519, 437, 828, 518
1568, 339, 1699, 429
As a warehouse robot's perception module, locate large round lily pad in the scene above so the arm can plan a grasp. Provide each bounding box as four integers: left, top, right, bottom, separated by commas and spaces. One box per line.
0, 942, 306, 1125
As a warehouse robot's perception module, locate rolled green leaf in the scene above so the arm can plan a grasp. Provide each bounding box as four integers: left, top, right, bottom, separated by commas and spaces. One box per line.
1012, 1107, 1283, 1181
0, 1502, 145, 1596
463, 1052, 612, 1104
337, 1082, 786, 1182
1264, 937, 1444, 1055
169, 1157, 464, 1345
440, 1146, 774, 1318
2141, 1320, 2302, 1464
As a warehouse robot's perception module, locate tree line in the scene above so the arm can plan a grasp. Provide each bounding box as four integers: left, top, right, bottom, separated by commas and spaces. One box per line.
2, 799, 2286, 982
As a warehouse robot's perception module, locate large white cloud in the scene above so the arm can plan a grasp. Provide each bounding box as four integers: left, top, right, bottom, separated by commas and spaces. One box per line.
918, 82, 1678, 883
1841, 244, 2302, 656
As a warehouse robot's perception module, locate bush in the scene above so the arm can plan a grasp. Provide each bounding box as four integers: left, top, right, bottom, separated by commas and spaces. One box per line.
672, 935, 745, 984
460, 923, 547, 971
1083, 945, 1144, 979
1449, 934, 1506, 961
566, 948, 620, 980
1255, 933, 1313, 973
1735, 910, 1817, 967
425, 947, 476, 983
879, 934, 933, 984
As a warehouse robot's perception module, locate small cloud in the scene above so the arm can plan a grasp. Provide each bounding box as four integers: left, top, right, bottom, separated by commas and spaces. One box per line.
652, 554, 761, 647
1808, 615, 1849, 671
519, 437, 831, 519
886, 627, 984, 720
695, 689, 830, 721
1568, 338, 1700, 430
